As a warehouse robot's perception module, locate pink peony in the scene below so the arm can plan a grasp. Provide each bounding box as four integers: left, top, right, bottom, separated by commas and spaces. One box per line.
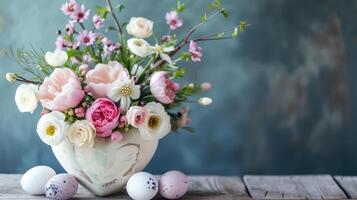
150, 71, 180, 104
38, 68, 84, 111
85, 98, 120, 137
189, 40, 203, 62
86, 61, 129, 98
126, 106, 148, 128
165, 11, 183, 30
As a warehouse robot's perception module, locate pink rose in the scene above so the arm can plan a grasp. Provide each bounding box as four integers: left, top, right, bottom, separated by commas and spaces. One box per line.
75, 107, 86, 118
85, 98, 120, 137
38, 68, 84, 111
126, 106, 148, 128
150, 71, 180, 104
86, 61, 129, 98
111, 131, 123, 142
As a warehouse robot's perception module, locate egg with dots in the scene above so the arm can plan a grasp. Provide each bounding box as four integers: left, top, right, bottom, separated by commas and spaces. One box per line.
126, 172, 158, 200
159, 170, 188, 199
45, 174, 78, 200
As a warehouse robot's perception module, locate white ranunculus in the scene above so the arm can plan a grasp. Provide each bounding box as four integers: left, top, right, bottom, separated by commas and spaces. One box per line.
107, 77, 141, 111
67, 120, 96, 147
37, 111, 69, 146
126, 17, 153, 38
198, 97, 212, 106
138, 102, 171, 141
45, 49, 68, 67
127, 38, 155, 57
15, 84, 39, 114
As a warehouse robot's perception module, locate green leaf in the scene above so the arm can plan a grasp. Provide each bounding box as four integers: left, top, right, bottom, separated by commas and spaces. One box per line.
208, 0, 222, 10
232, 27, 239, 38
176, 1, 185, 13
116, 4, 125, 13
172, 68, 187, 79
239, 21, 248, 32
216, 32, 225, 38
220, 8, 229, 18
96, 6, 109, 19
66, 49, 83, 58
180, 52, 191, 61
200, 13, 208, 23
105, 26, 117, 32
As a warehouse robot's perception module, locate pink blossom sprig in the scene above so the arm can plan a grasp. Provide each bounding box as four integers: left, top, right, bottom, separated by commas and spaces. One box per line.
166, 11, 183, 30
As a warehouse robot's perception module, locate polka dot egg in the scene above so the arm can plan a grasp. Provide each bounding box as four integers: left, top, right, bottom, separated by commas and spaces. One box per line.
45, 173, 78, 200
126, 172, 158, 200
159, 170, 188, 199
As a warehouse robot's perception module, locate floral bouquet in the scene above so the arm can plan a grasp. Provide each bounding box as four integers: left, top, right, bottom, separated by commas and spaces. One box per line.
5, 0, 247, 196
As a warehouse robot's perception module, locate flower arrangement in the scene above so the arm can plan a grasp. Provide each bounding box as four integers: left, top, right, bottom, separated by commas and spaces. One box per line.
5, 0, 247, 147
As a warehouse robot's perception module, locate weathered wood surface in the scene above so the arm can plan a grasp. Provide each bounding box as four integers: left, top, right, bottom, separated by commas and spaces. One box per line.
244, 175, 347, 200
4, 174, 357, 199
0, 174, 250, 200
334, 176, 357, 199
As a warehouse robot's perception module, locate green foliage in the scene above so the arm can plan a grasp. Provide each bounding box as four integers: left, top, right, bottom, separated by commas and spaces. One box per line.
176, 1, 185, 13
96, 6, 109, 19
200, 13, 208, 23
208, 0, 222, 10
180, 52, 191, 61
5, 47, 53, 81
172, 67, 187, 79
116, 4, 125, 13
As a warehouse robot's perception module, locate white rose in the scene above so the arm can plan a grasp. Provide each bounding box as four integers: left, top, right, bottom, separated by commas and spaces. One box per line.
138, 102, 171, 140
127, 38, 154, 57
15, 84, 39, 113
68, 120, 96, 147
126, 17, 154, 38
37, 111, 69, 146
45, 49, 68, 67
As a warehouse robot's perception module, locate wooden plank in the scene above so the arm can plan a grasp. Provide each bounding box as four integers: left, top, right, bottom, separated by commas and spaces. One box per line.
244, 175, 347, 200
0, 174, 250, 200
334, 176, 357, 198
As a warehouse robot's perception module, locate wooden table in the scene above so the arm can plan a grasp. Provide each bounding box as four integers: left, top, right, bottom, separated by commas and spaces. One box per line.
1, 174, 357, 199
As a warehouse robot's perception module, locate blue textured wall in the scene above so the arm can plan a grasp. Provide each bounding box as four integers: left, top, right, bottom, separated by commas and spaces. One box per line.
1, 0, 357, 175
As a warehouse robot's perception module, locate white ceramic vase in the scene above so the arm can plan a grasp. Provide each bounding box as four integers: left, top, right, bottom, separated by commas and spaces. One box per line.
52, 128, 158, 196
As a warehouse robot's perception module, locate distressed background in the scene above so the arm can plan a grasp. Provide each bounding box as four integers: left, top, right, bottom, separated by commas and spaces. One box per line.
0, 0, 356, 175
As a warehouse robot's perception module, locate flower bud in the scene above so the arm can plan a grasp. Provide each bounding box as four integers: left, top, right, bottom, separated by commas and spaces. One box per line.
198, 97, 212, 106
6, 73, 17, 83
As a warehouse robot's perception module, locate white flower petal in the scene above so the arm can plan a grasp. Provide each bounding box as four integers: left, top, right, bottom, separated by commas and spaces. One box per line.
45, 49, 68, 67
131, 85, 141, 100
160, 53, 172, 64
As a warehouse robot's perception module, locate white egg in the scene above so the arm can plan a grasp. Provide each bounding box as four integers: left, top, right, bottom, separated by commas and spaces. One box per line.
126, 172, 158, 200
21, 166, 56, 194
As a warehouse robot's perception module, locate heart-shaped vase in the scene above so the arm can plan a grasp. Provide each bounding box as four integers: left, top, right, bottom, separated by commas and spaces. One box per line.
52, 128, 158, 196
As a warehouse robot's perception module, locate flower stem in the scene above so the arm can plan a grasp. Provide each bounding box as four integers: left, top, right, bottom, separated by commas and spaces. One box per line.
16, 76, 41, 85
107, 0, 123, 35
152, 9, 225, 69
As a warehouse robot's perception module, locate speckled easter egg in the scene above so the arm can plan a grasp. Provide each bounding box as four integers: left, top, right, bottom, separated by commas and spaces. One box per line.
126, 172, 158, 200
45, 173, 78, 200
159, 170, 188, 199
21, 166, 56, 195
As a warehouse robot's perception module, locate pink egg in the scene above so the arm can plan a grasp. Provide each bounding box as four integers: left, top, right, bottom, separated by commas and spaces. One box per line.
159, 170, 188, 199
45, 174, 78, 200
